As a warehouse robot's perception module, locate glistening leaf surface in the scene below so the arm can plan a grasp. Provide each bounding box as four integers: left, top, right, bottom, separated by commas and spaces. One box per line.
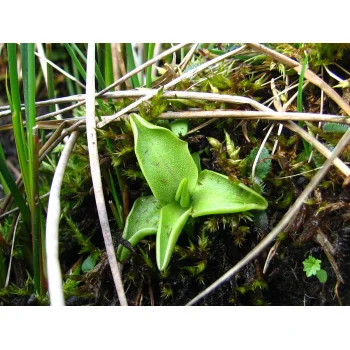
191, 170, 268, 217
156, 202, 192, 271
117, 196, 162, 262
130, 114, 198, 203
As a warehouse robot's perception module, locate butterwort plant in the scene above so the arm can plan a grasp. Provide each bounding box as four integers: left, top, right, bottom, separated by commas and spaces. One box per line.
117, 114, 268, 271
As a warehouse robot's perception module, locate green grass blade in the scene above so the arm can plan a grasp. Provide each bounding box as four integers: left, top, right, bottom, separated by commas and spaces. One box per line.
297, 54, 312, 156
72, 43, 106, 89
146, 43, 155, 88
6, 44, 30, 194
104, 43, 114, 86
32, 127, 41, 294
70, 61, 82, 95
94, 44, 106, 89
21, 43, 42, 294
70, 43, 87, 61
297, 54, 308, 113
20, 43, 37, 173
64, 43, 87, 81
108, 169, 123, 228
125, 43, 140, 88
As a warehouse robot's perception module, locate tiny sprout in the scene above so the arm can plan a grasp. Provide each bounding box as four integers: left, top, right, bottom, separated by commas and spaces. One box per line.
302, 256, 328, 283
160, 285, 173, 299
207, 137, 222, 153
198, 235, 210, 253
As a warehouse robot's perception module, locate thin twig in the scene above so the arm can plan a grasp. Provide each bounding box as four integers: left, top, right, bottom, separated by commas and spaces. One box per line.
157, 110, 350, 124
97, 45, 248, 128
179, 44, 199, 72
186, 125, 350, 305
270, 78, 283, 155
111, 43, 120, 88
263, 240, 281, 274
46, 131, 79, 306
283, 121, 350, 177
35, 43, 191, 122
247, 43, 350, 116
251, 123, 275, 181
34, 50, 86, 89
0, 192, 50, 220
5, 213, 21, 288
4, 108, 347, 132
85, 44, 128, 306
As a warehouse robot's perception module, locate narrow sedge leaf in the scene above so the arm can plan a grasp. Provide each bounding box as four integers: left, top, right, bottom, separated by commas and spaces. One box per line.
125, 43, 140, 88
69, 43, 108, 91
156, 202, 192, 271
297, 54, 312, 155
130, 114, 198, 203
21, 43, 37, 202
7, 44, 30, 193
191, 170, 268, 217
146, 43, 155, 88
104, 43, 114, 86
117, 196, 162, 262
64, 43, 87, 81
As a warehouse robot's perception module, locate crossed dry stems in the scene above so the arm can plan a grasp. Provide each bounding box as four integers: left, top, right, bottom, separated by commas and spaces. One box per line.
2, 43, 350, 305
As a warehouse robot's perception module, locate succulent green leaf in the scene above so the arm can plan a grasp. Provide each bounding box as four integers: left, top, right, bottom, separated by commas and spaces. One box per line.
170, 119, 188, 136
130, 114, 198, 203
247, 147, 271, 181
117, 196, 162, 262
175, 178, 190, 208
191, 170, 268, 217
316, 269, 327, 283
156, 202, 192, 271
191, 152, 202, 173
82, 252, 100, 273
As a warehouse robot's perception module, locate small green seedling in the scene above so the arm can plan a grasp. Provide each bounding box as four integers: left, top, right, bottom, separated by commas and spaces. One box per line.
117, 114, 268, 271
302, 256, 328, 283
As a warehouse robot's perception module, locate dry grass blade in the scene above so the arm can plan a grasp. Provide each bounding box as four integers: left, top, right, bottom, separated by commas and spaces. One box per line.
31, 43, 190, 122
34, 50, 86, 89
157, 110, 350, 123
251, 123, 274, 181
284, 121, 350, 177
247, 43, 350, 116
186, 126, 350, 305
179, 43, 199, 71
5, 214, 21, 288
97, 45, 248, 128
85, 44, 128, 306
46, 131, 80, 306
